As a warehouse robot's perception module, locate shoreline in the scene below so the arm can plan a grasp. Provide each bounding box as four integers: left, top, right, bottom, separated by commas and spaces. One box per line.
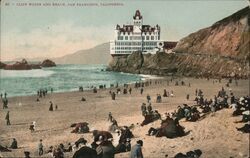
0, 77, 249, 157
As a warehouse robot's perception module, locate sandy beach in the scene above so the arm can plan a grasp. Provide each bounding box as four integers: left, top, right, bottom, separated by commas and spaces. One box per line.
0, 77, 249, 158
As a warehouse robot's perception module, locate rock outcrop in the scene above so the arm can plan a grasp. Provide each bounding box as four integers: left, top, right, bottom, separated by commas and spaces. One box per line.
0, 62, 6, 69
4, 59, 33, 70
108, 7, 249, 78
1, 59, 56, 70
40, 59, 56, 67
107, 52, 248, 78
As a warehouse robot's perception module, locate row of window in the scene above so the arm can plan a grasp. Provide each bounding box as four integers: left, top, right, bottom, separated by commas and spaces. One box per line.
115, 51, 133, 54
117, 36, 160, 41
114, 46, 155, 50
118, 31, 159, 36
114, 41, 157, 46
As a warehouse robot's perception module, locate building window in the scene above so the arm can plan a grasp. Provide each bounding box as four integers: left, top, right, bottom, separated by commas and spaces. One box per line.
125, 36, 128, 40
146, 36, 149, 40
118, 36, 123, 40
142, 36, 145, 40
151, 36, 154, 40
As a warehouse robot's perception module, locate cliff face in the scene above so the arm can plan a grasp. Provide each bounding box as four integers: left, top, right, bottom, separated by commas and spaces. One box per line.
108, 7, 249, 78
107, 52, 248, 78
174, 7, 249, 60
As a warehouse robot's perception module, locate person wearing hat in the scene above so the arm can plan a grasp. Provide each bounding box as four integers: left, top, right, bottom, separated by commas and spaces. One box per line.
24, 151, 31, 158
73, 138, 97, 158
130, 140, 143, 158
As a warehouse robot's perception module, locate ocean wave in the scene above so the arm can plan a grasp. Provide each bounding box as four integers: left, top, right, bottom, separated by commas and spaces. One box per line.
139, 74, 164, 80
0, 69, 55, 78
51, 64, 106, 71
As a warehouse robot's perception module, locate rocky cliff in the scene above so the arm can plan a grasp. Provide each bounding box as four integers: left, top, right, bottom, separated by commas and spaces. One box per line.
0, 62, 6, 69
107, 52, 248, 78
108, 7, 249, 78
174, 7, 249, 60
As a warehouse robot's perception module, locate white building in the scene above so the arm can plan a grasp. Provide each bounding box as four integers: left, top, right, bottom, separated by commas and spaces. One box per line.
110, 10, 164, 56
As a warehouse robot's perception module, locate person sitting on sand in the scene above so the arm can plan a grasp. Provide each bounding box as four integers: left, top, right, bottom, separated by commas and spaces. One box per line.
73, 138, 97, 158
163, 89, 167, 97
93, 87, 97, 93
130, 140, 143, 158
81, 97, 86, 102
10, 138, 17, 149
49, 101, 53, 111
170, 90, 174, 97
53, 145, 64, 158
24, 151, 31, 158
65, 143, 73, 152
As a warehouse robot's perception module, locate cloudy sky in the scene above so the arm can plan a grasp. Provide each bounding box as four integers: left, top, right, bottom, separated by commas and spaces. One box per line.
0, 0, 248, 61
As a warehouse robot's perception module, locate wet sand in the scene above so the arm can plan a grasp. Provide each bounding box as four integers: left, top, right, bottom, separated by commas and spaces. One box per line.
0, 77, 249, 158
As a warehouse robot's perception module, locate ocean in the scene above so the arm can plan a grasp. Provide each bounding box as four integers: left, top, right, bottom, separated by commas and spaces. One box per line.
0, 64, 143, 97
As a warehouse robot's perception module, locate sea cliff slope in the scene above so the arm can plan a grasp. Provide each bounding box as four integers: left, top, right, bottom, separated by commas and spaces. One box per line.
108, 7, 249, 78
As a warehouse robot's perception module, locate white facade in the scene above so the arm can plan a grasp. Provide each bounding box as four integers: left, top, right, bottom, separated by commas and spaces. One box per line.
110, 10, 163, 55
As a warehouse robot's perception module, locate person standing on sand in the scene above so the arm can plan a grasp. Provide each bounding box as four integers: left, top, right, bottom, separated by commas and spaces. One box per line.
140, 88, 143, 95
146, 94, 151, 103
147, 103, 152, 114
108, 112, 113, 122
5, 111, 10, 125
129, 87, 132, 94
130, 140, 143, 158
141, 103, 147, 116
38, 139, 44, 156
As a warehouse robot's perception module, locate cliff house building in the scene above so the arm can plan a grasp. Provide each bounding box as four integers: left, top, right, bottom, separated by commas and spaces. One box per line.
110, 10, 164, 56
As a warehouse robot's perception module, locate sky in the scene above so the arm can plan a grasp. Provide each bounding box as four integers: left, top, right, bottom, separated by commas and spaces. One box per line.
0, 0, 248, 61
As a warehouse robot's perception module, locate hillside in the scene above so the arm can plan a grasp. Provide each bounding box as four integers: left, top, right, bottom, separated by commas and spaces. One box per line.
53, 42, 111, 64
174, 7, 249, 60
108, 7, 249, 78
